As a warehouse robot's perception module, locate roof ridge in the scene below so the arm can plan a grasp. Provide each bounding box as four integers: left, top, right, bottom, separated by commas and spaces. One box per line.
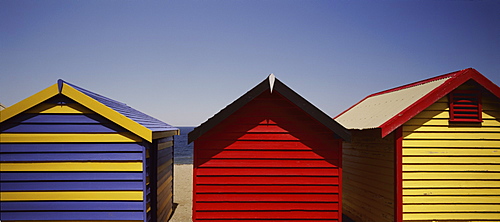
58, 79, 177, 134
59, 79, 128, 106
188, 75, 351, 143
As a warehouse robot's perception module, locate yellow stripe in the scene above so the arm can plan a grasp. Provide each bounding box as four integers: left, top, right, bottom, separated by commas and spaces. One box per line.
403, 125, 500, 132
403, 140, 500, 148
403, 188, 500, 196
403, 156, 500, 164
403, 132, 500, 139
403, 172, 500, 180
0, 133, 142, 143
1, 191, 143, 201
403, 212, 500, 220
404, 204, 500, 213
403, 148, 500, 156
26, 103, 93, 114
0, 162, 142, 171
62, 83, 152, 142
405, 118, 500, 127
403, 180, 500, 188
0, 84, 59, 122
403, 196, 500, 204
414, 110, 498, 119
403, 164, 500, 172
403, 132, 500, 140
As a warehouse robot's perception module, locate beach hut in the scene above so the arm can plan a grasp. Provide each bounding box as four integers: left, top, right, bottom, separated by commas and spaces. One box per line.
188, 74, 351, 221
0, 80, 179, 222
335, 68, 500, 222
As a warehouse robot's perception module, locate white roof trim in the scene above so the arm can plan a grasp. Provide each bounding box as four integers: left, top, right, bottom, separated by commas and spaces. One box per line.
269, 73, 276, 93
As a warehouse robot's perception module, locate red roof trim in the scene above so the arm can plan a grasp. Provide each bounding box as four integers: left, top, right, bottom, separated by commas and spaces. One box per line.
369, 69, 462, 97
379, 68, 500, 137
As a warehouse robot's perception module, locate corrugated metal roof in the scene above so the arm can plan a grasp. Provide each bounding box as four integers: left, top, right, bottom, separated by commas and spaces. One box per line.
335, 68, 500, 137
336, 76, 451, 129
62, 80, 177, 133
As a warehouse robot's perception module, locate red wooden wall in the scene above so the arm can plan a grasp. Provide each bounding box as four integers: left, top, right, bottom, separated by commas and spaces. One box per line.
193, 91, 342, 221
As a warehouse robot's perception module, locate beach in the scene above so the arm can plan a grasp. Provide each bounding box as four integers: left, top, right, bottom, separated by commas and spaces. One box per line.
170, 164, 193, 222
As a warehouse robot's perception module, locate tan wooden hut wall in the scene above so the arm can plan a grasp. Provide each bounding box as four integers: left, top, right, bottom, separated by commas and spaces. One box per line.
342, 129, 396, 222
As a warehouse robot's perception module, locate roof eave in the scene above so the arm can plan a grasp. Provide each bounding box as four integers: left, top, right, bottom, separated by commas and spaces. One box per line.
60, 82, 154, 142
188, 75, 351, 143
273, 79, 351, 142
188, 78, 269, 143
379, 68, 499, 137
0, 83, 59, 123
153, 129, 180, 140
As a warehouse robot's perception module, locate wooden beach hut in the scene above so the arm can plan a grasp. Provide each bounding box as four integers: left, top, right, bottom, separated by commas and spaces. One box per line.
335, 68, 500, 222
0, 80, 179, 222
188, 74, 351, 221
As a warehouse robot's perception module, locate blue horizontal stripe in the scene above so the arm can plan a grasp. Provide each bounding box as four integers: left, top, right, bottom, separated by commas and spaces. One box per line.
0, 172, 143, 181
1, 143, 144, 153
1, 181, 143, 191
1, 201, 143, 211
1, 152, 142, 161
2, 123, 124, 133
15, 114, 107, 124
0, 211, 143, 220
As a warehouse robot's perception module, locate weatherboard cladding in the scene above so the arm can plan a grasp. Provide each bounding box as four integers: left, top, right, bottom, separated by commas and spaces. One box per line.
190, 75, 347, 221
0, 80, 176, 222
338, 69, 500, 222
400, 82, 500, 221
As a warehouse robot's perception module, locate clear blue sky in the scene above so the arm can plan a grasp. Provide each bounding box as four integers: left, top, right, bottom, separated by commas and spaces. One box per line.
1, 0, 499, 126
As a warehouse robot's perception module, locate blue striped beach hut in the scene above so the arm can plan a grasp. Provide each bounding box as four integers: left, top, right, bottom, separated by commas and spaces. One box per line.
0, 80, 179, 222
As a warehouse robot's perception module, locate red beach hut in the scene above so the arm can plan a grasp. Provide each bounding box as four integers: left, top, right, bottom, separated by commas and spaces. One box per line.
188, 74, 351, 221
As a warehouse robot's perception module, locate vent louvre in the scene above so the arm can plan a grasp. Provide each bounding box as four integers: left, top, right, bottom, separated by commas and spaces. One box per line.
449, 90, 482, 122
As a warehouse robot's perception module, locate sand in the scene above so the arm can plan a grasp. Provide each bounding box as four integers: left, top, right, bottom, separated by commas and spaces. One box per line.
169, 164, 193, 222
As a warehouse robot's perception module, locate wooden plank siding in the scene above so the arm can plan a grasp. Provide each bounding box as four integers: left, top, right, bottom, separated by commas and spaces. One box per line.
342, 129, 395, 222
193, 91, 342, 221
401, 87, 500, 221
155, 136, 175, 222
0, 95, 148, 222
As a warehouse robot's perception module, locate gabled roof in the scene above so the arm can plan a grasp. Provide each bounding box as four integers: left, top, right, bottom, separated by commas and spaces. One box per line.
188, 74, 351, 143
335, 68, 500, 137
0, 79, 178, 142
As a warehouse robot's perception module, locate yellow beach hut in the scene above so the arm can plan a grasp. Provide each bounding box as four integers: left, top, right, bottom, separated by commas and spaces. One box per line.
335, 68, 500, 222
0, 80, 179, 222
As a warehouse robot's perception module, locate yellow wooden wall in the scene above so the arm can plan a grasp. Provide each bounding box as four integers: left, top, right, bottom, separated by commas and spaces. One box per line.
343, 129, 395, 222
402, 84, 500, 221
